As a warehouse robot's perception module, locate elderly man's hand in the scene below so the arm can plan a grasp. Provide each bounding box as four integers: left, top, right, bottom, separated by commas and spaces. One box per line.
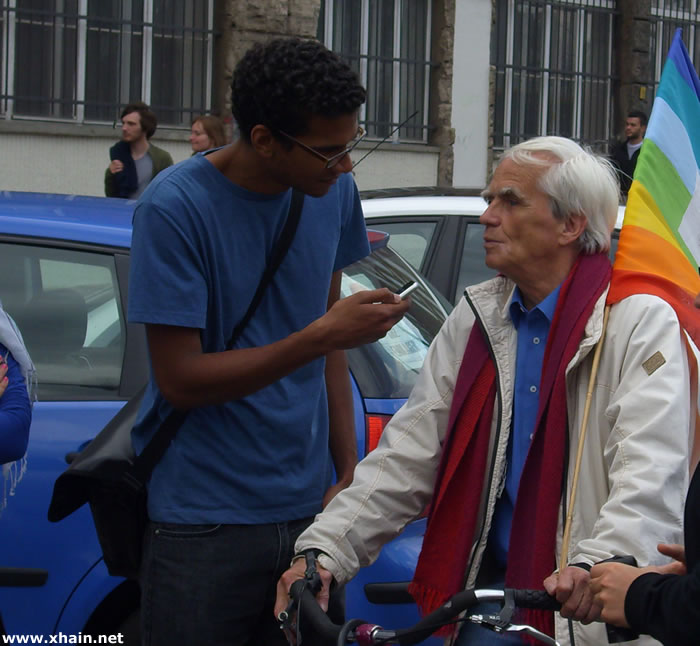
544, 566, 601, 624
274, 556, 334, 619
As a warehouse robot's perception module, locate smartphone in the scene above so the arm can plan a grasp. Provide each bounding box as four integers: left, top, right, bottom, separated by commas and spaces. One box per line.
397, 280, 419, 300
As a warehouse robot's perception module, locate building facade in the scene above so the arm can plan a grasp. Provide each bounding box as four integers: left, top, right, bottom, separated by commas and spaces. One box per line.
0, 0, 698, 196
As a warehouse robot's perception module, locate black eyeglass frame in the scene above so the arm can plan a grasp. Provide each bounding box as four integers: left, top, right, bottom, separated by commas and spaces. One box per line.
277, 127, 366, 169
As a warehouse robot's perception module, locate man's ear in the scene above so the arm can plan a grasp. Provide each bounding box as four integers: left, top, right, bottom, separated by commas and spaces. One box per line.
561, 213, 587, 246
249, 124, 277, 159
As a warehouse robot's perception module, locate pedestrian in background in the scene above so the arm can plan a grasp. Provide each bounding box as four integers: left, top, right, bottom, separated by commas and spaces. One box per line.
189, 114, 227, 153
609, 110, 647, 198
104, 102, 173, 200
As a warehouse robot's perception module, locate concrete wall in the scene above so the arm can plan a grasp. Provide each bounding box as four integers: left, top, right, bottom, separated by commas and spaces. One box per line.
451, 0, 491, 189
0, 126, 439, 196
0, 128, 191, 197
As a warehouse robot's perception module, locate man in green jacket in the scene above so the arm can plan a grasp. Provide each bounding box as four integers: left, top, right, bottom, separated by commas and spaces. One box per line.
104, 101, 173, 199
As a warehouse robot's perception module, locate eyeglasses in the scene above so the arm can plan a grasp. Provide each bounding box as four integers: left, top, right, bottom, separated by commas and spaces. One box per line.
278, 127, 366, 169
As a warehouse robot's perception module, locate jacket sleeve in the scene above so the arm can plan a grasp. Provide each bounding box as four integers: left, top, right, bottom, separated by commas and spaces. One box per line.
295, 299, 474, 585
0, 348, 31, 464
104, 167, 117, 197
571, 295, 692, 568
624, 568, 700, 646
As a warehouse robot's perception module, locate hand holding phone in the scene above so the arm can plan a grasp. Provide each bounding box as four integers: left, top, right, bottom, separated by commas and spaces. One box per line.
397, 280, 419, 300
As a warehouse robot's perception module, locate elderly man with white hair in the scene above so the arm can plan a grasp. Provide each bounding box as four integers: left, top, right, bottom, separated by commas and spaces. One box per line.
276, 136, 693, 646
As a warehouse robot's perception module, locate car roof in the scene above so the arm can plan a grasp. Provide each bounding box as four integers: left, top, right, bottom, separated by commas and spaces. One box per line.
0, 191, 134, 248
361, 187, 626, 231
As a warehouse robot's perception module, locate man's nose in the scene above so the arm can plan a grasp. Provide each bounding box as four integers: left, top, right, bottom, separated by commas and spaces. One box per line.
480, 203, 498, 225
334, 152, 354, 174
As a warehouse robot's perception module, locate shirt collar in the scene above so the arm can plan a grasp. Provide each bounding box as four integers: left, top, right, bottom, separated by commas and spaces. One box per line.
509, 284, 562, 329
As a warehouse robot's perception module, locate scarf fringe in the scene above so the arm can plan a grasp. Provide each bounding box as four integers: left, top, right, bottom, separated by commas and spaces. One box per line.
1, 456, 27, 518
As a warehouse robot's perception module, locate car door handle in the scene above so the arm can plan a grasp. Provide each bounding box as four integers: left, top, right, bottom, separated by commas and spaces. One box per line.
0, 568, 48, 587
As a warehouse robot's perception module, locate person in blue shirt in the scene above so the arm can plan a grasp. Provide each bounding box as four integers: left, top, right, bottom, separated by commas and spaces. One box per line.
128, 37, 409, 646
0, 302, 34, 515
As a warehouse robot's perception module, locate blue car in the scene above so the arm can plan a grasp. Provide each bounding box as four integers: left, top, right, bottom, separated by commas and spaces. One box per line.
0, 191, 447, 644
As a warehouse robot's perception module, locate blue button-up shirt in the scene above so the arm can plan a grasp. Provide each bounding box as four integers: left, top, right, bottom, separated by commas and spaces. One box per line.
489, 284, 561, 568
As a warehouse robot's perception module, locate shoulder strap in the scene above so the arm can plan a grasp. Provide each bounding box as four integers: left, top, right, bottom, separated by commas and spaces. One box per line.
130, 189, 305, 484
225, 188, 304, 350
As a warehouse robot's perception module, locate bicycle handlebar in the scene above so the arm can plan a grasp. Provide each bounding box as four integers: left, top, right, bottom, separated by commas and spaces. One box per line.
284, 580, 561, 645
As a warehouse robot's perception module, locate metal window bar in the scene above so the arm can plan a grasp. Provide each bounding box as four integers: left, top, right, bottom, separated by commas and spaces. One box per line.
0, 0, 214, 126
322, 0, 434, 144
650, 0, 699, 101
492, 0, 617, 154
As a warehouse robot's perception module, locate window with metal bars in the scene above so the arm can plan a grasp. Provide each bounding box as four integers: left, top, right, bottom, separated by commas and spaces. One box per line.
491, 0, 617, 154
0, 0, 214, 126
650, 0, 700, 89
318, 0, 434, 144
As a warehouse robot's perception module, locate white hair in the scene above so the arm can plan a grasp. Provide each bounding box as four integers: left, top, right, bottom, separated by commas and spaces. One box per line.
502, 136, 620, 254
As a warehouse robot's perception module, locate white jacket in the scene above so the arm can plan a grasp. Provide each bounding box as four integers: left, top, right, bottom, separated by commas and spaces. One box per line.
298, 276, 694, 646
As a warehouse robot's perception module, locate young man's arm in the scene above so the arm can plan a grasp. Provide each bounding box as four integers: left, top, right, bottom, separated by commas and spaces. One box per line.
323, 270, 358, 506
145, 285, 408, 410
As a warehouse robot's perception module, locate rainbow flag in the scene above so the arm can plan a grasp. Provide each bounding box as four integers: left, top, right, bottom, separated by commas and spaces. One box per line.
607, 29, 700, 345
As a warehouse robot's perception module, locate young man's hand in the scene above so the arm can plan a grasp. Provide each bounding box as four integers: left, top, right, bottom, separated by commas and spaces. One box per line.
315, 288, 410, 351
108, 160, 124, 174
589, 542, 687, 627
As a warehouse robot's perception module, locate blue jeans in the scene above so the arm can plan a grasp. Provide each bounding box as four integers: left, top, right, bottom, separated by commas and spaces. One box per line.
140, 517, 325, 646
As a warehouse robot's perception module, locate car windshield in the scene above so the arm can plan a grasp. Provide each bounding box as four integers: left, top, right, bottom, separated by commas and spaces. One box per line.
343, 245, 448, 399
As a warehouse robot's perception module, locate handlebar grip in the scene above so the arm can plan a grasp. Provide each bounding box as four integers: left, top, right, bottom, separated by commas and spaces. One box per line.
288, 579, 342, 646
512, 589, 561, 611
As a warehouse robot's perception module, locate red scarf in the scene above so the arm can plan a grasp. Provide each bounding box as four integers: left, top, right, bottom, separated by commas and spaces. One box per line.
409, 253, 612, 639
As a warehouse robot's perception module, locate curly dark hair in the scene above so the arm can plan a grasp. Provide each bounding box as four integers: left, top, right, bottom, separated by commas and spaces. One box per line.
121, 101, 157, 139
231, 37, 366, 142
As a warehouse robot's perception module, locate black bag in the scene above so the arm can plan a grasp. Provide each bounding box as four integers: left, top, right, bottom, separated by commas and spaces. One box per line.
47, 190, 304, 580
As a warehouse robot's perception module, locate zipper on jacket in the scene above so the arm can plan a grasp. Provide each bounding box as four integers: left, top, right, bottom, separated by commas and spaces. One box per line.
461, 292, 506, 589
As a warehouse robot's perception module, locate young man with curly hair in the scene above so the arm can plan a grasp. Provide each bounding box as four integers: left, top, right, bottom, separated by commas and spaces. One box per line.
127, 38, 409, 645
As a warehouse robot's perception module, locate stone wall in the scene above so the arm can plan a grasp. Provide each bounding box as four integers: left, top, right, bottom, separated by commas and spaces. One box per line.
211, 0, 321, 136
614, 0, 654, 137
430, 0, 456, 187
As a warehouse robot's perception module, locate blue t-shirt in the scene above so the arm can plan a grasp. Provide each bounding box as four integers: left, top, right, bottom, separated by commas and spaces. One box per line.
128, 155, 369, 524
0, 342, 31, 464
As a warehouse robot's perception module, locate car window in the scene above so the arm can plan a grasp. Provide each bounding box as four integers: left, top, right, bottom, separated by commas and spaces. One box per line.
371, 221, 437, 272
342, 245, 447, 399
0, 242, 125, 400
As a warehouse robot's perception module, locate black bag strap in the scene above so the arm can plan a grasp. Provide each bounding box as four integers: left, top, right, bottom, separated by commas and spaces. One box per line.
128, 189, 305, 487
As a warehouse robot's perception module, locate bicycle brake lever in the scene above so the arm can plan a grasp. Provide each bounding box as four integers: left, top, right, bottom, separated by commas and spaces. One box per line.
468, 615, 561, 646
303, 549, 322, 595
503, 623, 561, 646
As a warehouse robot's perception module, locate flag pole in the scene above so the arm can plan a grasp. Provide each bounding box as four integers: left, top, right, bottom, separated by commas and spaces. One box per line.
560, 304, 611, 567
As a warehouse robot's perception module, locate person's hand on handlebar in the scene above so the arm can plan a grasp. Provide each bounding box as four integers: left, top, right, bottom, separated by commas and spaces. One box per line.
543, 565, 601, 624
275, 555, 334, 617
589, 543, 687, 628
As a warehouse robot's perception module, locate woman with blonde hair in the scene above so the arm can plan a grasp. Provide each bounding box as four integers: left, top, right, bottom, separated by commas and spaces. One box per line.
190, 114, 227, 153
